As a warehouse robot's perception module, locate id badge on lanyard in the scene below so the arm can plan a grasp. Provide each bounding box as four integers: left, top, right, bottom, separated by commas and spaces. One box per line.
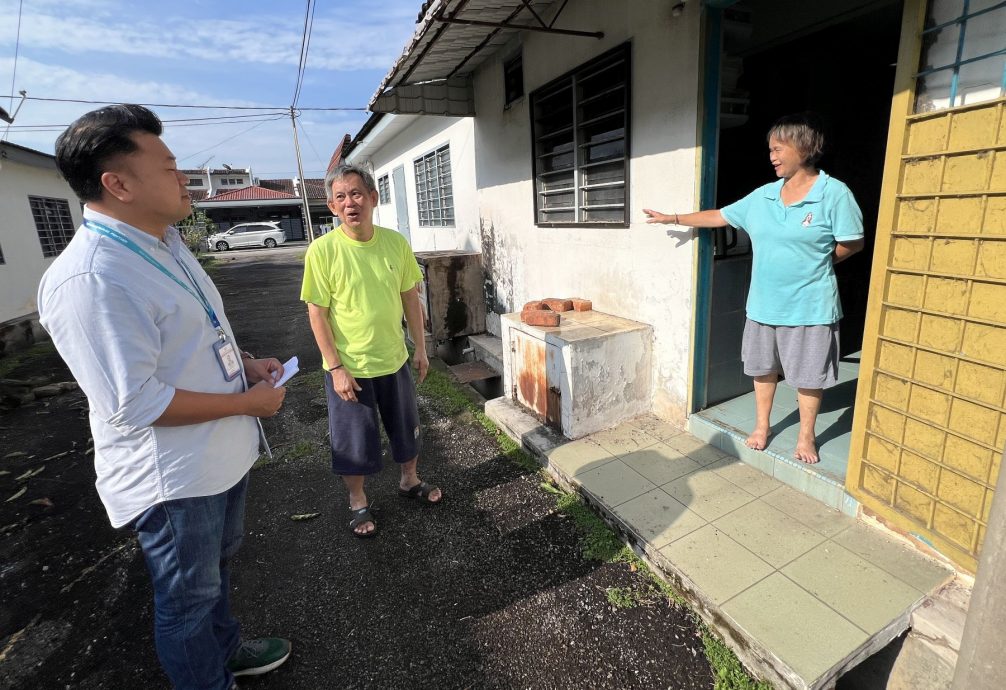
214, 336, 242, 381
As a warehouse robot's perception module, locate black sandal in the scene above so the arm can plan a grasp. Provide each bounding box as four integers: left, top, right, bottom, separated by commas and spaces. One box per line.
398, 481, 442, 504
348, 505, 377, 538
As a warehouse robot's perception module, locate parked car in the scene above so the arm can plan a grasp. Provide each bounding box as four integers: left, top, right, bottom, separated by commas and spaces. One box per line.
207, 222, 287, 251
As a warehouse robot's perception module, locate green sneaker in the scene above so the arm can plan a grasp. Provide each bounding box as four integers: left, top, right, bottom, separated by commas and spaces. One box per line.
227, 637, 291, 677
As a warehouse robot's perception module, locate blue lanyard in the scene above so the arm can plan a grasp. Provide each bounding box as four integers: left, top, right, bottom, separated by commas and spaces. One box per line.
84, 220, 224, 335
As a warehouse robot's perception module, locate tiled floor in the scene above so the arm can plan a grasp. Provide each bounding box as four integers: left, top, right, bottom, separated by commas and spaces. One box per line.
695, 354, 861, 486
486, 400, 957, 690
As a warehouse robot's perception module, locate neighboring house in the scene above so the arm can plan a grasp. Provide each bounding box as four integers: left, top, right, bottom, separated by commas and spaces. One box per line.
259, 177, 335, 232
180, 167, 254, 199
195, 183, 323, 241
342, 113, 479, 252
0, 142, 84, 354
363, 0, 1005, 579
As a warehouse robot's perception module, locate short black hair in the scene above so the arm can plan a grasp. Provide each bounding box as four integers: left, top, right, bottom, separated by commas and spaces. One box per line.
55, 104, 163, 202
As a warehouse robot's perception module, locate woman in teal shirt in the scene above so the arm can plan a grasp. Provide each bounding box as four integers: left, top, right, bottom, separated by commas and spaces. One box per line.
644, 113, 865, 463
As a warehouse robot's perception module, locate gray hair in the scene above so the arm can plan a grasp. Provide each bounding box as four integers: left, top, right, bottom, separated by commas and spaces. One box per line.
324, 163, 377, 201
767, 113, 826, 167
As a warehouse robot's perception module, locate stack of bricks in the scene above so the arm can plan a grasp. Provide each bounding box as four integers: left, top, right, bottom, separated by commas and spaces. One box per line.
520, 297, 592, 327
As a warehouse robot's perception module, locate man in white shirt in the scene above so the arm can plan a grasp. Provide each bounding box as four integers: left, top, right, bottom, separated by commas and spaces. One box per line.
38, 104, 290, 689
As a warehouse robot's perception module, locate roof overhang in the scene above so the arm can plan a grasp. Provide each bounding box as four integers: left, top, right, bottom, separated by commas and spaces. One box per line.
345, 113, 424, 162
370, 0, 605, 116
0, 141, 58, 171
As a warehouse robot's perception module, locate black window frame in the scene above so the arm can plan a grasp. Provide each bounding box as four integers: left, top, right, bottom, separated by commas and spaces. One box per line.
413, 144, 455, 228
186, 178, 204, 187
504, 52, 524, 107
530, 42, 631, 228
29, 196, 76, 257
378, 174, 391, 204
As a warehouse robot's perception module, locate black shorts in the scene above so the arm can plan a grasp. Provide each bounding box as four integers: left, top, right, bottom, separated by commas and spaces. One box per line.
324, 362, 421, 475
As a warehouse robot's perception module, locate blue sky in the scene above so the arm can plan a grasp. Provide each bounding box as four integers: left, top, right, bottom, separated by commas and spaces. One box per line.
0, 0, 421, 178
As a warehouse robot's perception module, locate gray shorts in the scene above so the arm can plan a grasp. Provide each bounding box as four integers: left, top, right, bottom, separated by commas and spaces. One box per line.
741, 319, 839, 390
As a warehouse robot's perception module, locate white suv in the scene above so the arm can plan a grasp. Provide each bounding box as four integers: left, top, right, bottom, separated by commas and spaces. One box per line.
207, 222, 287, 251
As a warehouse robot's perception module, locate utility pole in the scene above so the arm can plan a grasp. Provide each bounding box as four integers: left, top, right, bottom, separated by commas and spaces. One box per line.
289, 106, 315, 242
952, 445, 1006, 689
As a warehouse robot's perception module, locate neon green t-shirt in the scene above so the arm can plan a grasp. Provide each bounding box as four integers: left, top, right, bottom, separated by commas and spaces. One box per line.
301, 226, 423, 378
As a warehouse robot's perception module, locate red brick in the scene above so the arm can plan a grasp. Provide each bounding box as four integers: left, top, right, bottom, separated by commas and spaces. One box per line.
522, 309, 561, 327
571, 298, 592, 312
522, 300, 547, 312
542, 298, 573, 312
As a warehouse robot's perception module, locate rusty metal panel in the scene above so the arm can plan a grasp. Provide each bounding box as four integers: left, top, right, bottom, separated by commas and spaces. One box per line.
510, 329, 561, 429
512, 329, 546, 418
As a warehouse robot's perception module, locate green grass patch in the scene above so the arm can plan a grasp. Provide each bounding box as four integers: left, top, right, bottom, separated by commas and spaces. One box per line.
290, 367, 325, 391
554, 492, 633, 563
197, 255, 219, 274
282, 440, 316, 461
252, 454, 273, 470
417, 368, 468, 417
605, 586, 639, 609
702, 626, 774, 690
0, 341, 58, 378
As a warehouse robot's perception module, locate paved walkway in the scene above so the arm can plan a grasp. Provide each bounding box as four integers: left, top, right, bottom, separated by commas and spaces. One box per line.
486, 399, 955, 690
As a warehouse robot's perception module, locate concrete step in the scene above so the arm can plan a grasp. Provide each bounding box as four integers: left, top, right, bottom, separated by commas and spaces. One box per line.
688, 414, 860, 517
467, 333, 503, 375
448, 360, 499, 384
485, 397, 955, 690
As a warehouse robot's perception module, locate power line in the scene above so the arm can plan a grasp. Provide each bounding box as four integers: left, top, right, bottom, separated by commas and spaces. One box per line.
297, 119, 327, 170
292, 0, 318, 108
24, 96, 365, 111
5, 112, 290, 131
177, 116, 288, 162
9, 0, 23, 108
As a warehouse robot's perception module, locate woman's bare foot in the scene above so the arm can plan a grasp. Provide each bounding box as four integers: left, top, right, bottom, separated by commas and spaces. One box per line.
794, 434, 819, 464
745, 427, 771, 450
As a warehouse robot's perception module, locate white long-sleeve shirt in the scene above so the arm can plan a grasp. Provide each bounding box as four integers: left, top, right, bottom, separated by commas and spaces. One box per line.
38, 207, 257, 527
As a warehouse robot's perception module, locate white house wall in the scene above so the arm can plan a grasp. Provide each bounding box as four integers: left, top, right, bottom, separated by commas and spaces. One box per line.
0, 159, 83, 325
472, 0, 703, 424
366, 117, 480, 253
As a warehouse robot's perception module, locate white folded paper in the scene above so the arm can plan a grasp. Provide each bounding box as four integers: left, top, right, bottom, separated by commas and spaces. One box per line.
274, 356, 299, 387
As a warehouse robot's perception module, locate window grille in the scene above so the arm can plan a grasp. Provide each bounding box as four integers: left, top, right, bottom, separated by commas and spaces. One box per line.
29, 196, 76, 257
413, 145, 454, 227
915, 0, 1006, 112
378, 174, 391, 204
530, 43, 630, 227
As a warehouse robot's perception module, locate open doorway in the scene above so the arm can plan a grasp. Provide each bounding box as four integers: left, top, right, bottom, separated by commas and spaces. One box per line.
697, 0, 903, 483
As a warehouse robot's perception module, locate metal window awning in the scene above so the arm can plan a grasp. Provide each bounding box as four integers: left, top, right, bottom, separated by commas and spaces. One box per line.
370, 0, 604, 116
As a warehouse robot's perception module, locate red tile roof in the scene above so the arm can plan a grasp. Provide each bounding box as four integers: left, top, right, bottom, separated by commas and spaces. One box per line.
258, 178, 327, 200
200, 185, 299, 202
327, 134, 353, 172
188, 189, 208, 202
303, 179, 327, 199
259, 179, 295, 195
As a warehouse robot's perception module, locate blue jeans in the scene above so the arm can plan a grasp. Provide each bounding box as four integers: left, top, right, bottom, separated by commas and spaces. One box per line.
133, 475, 248, 690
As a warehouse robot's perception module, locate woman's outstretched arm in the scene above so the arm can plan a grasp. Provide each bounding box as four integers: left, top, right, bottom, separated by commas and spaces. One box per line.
642, 209, 727, 228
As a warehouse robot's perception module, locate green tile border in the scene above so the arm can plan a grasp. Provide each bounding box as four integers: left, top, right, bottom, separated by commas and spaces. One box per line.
690, 415, 861, 516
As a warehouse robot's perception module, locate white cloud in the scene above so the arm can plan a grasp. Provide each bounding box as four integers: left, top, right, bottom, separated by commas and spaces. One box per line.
0, 2, 419, 72
0, 56, 366, 176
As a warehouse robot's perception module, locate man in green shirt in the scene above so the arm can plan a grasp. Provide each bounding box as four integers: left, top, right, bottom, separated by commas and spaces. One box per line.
301, 164, 442, 537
